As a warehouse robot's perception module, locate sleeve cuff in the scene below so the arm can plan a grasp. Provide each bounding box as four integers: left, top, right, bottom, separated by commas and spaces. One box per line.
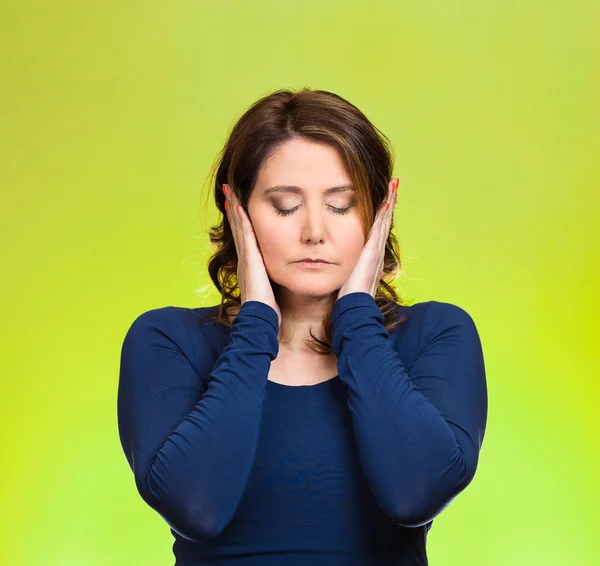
331, 292, 386, 357
235, 300, 280, 335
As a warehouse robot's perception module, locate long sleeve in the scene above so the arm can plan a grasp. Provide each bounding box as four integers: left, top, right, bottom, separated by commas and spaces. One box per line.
117, 301, 279, 541
330, 292, 488, 528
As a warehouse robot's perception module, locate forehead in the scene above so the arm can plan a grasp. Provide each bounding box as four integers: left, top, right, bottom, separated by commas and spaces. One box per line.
256, 138, 352, 192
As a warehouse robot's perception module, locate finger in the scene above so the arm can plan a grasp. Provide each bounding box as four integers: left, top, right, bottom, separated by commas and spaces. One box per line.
225, 186, 258, 257
392, 177, 399, 210
375, 178, 395, 249
236, 203, 262, 256
363, 177, 398, 251
235, 203, 251, 248
383, 177, 398, 240
365, 195, 388, 251
224, 184, 242, 258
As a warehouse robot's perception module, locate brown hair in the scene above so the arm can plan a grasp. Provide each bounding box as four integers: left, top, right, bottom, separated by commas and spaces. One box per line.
200, 87, 410, 355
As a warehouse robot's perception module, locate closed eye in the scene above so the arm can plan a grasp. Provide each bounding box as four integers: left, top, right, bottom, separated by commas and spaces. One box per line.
274, 205, 352, 217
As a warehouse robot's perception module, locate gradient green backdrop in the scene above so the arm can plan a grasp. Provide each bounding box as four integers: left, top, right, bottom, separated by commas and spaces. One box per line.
2, 1, 598, 565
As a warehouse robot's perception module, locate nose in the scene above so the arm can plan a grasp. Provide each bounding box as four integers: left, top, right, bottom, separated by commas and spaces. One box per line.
301, 204, 327, 244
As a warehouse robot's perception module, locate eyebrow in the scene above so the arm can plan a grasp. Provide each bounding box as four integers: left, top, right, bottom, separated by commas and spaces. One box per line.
263, 184, 355, 196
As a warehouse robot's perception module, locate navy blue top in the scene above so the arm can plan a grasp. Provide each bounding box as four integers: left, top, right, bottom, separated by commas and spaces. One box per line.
117, 292, 487, 565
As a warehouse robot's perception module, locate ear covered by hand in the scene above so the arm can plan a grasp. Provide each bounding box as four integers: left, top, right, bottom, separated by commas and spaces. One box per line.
336, 177, 399, 300
222, 184, 282, 328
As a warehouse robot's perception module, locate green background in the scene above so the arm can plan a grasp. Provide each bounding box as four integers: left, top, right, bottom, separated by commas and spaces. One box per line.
2, 1, 598, 564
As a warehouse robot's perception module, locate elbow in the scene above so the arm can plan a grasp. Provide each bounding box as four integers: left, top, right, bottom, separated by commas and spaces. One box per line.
135, 470, 230, 541
389, 483, 466, 528
390, 495, 457, 528
175, 506, 230, 541
390, 454, 478, 528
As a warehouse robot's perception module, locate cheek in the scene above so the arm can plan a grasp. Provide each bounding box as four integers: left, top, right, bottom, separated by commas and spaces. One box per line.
339, 224, 366, 263
252, 222, 287, 261
260, 238, 288, 261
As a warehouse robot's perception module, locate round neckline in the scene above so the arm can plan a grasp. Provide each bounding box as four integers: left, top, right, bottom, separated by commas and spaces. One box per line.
267, 374, 339, 389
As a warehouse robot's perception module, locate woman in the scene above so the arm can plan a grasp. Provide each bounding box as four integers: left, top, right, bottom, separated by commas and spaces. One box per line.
117, 87, 488, 565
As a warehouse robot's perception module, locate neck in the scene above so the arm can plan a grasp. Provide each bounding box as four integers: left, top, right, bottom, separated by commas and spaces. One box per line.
275, 286, 336, 355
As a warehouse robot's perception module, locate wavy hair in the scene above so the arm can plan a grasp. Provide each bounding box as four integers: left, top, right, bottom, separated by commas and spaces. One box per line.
200, 87, 410, 355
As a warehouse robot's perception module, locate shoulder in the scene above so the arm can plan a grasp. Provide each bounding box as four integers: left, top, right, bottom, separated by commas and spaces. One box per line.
412, 300, 483, 358
393, 300, 482, 351
126, 305, 192, 334
126, 304, 223, 334
122, 306, 193, 355
400, 299, 477, 327
411, 300, 478, 326
122, 304, 229, 370
123, 304, 222, 354
392, 299, 476, 328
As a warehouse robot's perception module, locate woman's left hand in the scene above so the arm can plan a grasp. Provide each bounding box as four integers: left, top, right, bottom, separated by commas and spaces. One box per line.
336, 177, 399, 300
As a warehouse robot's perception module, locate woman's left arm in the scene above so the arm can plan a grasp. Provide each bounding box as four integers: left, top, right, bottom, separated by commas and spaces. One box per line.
330, 292, 488, 528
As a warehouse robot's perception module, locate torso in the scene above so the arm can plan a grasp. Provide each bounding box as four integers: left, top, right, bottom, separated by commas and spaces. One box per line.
226, 307, 338, 387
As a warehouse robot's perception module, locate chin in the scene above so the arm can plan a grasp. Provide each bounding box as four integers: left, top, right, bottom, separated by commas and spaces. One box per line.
273, 278, 339, 298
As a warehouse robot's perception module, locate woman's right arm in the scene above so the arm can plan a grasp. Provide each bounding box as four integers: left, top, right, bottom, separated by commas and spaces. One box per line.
117, 301, 279, 541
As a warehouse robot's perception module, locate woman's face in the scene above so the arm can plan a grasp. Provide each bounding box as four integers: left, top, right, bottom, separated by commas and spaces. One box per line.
246, 138, 366, 298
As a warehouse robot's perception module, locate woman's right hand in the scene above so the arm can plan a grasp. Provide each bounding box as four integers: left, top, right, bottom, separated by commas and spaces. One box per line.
223, 184, 282, 328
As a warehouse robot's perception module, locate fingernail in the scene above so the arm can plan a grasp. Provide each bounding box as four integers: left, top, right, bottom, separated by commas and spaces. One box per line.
225, 201, 229, 212
223, 184, 228, 195
385, 203, 390, 211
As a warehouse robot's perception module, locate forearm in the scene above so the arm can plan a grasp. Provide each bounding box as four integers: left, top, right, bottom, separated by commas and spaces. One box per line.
331, 293, 487, 527
337, 338, 474, 527
119, 301, 280, 541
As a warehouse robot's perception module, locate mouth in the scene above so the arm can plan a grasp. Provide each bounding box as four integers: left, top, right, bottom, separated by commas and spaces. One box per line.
294, 260, 332, 268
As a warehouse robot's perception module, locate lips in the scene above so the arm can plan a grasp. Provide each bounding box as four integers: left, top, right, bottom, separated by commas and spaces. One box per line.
296, 258, 330, 263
